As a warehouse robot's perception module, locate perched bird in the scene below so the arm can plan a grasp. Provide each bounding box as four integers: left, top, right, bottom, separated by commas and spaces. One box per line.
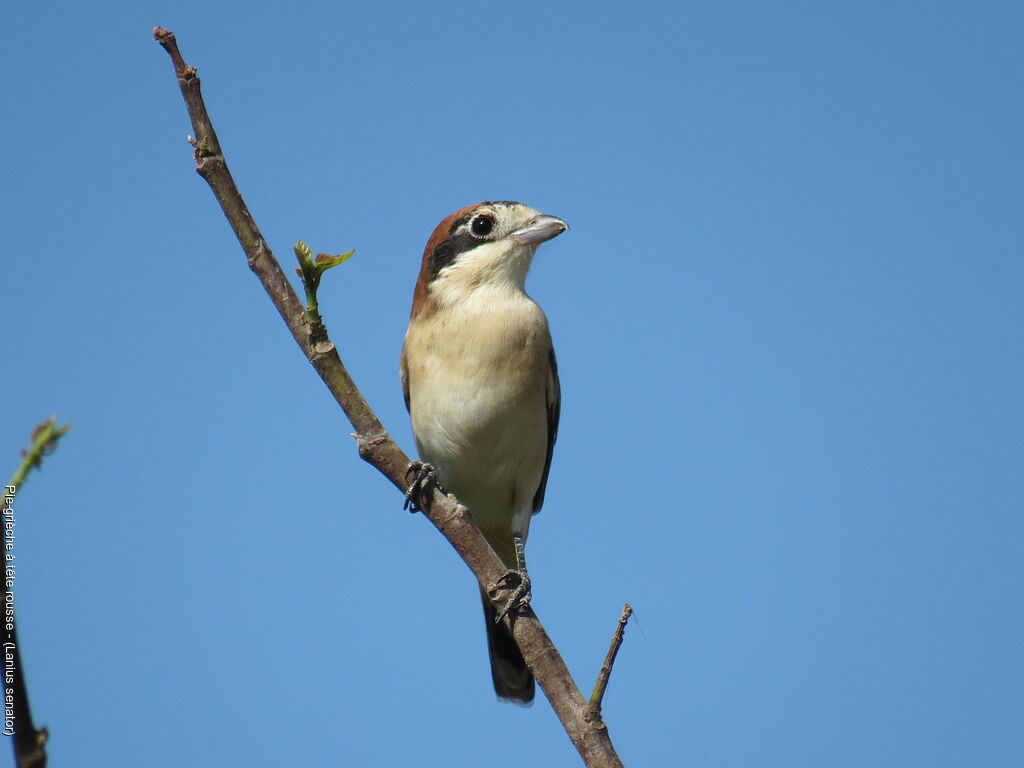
400, 201, 567, 703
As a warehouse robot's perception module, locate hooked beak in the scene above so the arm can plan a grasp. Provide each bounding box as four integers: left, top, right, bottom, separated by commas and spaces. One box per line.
510, 214, 569, 246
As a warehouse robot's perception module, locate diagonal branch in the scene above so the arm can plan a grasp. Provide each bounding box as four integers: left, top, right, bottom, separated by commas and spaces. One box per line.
153, 27, 625, 768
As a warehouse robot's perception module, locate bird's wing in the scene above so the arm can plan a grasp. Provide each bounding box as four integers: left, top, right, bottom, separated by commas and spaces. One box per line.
399, 345, 411, 413
531, 345, 561, 514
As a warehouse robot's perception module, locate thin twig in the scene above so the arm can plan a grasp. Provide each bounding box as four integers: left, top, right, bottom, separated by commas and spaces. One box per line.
153, 27, 625, 768
4, 416, 70, 768
588, 604, 634, 720
7, 418, 70, 491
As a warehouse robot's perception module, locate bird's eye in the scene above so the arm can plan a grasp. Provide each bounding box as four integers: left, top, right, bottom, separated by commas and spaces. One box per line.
470, 214, 495, 238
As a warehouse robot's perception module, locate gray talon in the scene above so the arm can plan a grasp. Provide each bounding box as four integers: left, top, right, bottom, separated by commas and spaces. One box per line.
404, 461, 437, 513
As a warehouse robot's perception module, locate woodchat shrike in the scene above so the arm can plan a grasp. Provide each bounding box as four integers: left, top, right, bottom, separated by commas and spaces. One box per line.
401, 201, 567, 702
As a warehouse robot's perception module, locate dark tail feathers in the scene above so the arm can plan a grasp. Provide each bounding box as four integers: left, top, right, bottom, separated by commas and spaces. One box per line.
480, 590, 534, 704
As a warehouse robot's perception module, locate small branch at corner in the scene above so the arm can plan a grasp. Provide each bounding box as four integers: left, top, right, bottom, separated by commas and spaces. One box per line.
4, 415, 70, 768
7, 416, 71, 493
587, 603, 633, 720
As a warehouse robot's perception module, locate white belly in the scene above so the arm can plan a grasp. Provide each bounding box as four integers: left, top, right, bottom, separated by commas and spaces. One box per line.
403, 293, 551, 552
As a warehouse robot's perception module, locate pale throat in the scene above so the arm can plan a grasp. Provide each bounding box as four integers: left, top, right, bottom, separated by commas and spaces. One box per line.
429, 241, 537, 308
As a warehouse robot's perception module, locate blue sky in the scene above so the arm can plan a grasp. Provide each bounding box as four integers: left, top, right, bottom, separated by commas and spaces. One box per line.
3, 2, 1022, 766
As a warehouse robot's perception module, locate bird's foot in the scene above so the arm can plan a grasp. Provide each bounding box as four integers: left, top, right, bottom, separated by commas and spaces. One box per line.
403, 461, 437, 513
492, 567, 532, 623
492, 534, 532, 622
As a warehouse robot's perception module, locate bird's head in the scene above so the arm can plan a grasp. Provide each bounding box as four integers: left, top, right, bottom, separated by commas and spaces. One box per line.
411, 201, 568, 317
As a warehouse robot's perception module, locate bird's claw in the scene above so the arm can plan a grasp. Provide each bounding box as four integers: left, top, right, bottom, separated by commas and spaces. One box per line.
403, 461, 437, 513
492, 568, 532, 623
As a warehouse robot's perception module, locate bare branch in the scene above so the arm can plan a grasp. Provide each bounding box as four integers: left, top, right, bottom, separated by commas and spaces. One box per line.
153, 27, 625, 768
588, 604, 634, 721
